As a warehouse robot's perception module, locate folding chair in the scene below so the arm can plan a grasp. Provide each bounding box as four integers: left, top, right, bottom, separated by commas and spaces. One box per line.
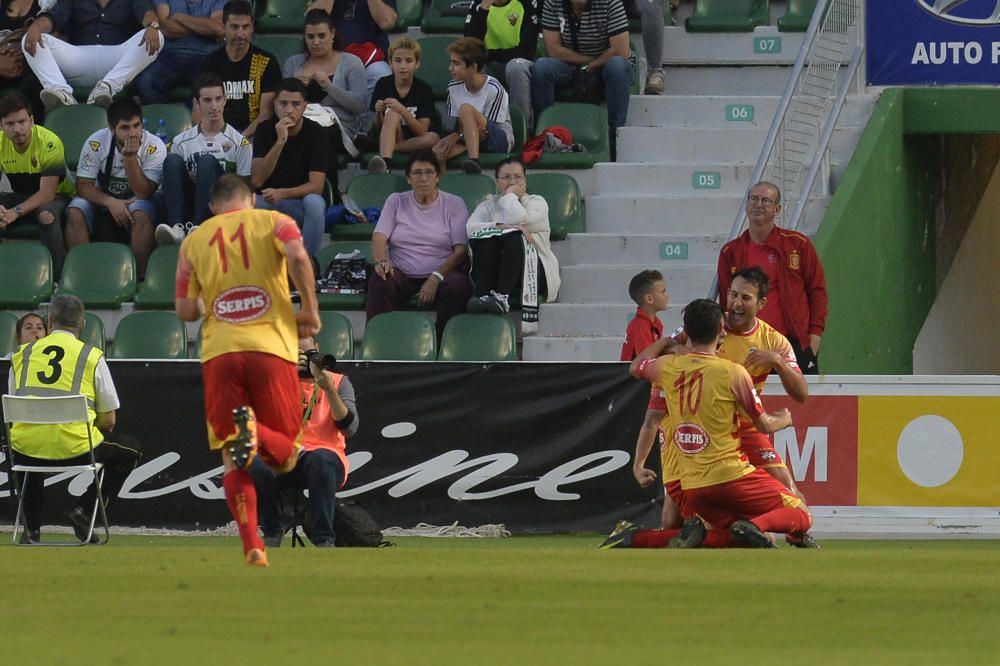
2, 394, 110, 546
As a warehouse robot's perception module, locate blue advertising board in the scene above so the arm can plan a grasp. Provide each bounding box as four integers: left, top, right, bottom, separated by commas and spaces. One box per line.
868, 0, 1000, 85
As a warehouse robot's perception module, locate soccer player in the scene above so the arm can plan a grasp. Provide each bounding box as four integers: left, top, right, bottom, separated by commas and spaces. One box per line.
633, 299, 812, 548
174, 174, 320, 566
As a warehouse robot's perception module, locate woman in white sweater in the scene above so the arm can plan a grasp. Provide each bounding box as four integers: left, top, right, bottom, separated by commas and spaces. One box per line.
465, 157, 561, 330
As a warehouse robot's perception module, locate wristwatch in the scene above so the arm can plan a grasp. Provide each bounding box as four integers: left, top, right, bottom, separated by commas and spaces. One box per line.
13, 205, 22, 217
146, 21, 160, 29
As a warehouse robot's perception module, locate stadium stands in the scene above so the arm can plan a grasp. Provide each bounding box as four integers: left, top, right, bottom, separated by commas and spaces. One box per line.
439, 172, 494, 213
532, 103, 610, 167
316, 310, 355, 359
420, 0, 470, 34
686, 0, 770, 32
109, 311, 188, 359
43, 104, 108, 171
0, 244, 53, 309
332, 173, 408, 241
361, 311, 437, 360
778, 0, 818, 31
256, 0, 308, 33
57, 243, 136, 309
526, 173, 582, 240
438, 313, 516, 361
80, 312, 106, 351
133, 245, 180, 311
415, 36, 456, 100
0, 311, 16, 353
141, 104, 193, 141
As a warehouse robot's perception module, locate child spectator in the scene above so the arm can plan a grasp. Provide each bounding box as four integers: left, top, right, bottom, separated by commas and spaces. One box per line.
366, 37, 439, 174
620, 269, 668, 360
431, 37, 513, 175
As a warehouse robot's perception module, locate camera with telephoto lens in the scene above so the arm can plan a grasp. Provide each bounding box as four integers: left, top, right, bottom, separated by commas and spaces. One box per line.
299, 350, 337, 378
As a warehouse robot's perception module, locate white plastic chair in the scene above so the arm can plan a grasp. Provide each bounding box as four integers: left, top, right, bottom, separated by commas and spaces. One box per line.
2, 394, 109, 546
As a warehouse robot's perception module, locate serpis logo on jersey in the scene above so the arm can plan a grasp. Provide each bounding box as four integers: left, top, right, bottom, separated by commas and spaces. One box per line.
674, 423, 710, 454
915, 0, 1000, 25
212, 285, 271, 323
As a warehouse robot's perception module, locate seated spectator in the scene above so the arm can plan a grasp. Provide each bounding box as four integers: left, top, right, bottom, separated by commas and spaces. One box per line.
466, 157, 560, 324
251, 336, 357, 548
197, 0, 280, 139
464, 0, 538, 129
309, 0, 396, 111
432, 37, 513, 175
531, 0, 633, 137
0, 0, 45, 117
366, 36, 439, 174
133, 0, 225, 104
66, 97, 165, 278
251, 77, 327, 258
154, 72, 252, 245
7, 294, 141, 545
367, 150, 471, 341
21, 0, 163, 110
0, 92, 69, 278
282, 9, 365, 175
16, 313, 47, 347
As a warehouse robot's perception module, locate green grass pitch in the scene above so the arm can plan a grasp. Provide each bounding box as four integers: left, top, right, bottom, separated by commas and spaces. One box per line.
2, 535, 999, 665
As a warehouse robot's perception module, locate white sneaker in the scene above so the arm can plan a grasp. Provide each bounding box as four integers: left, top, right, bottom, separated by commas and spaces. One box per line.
87, 81, 114, 107
40, 88, 77, 112
155, 223, 187, 245
644, 69, 665, 95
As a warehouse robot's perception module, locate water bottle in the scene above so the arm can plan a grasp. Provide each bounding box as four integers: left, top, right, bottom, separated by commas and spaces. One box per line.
156, 118, 170, 146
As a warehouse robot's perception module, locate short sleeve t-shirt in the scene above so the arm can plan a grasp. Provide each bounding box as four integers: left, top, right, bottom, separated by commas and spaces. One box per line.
170, 123, 252, 179
0, 125, 65, 195
76, 128, 166, 198
156, 0, 226, 53
445, 75, 513, 150
198, 45, 283, 132
370, 75, 436, 126
374, 190, 469, 277
252, 117, 329, 189
541, 0, 628, 57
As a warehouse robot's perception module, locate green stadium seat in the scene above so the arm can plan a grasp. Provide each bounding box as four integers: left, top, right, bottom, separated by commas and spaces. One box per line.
416, 36, 456, 100
626, 3, 672, 32
134, 245, 180, 310
142, 104, 192, 143
0, 244, 52, 309
439, 173, 494, 214
686, 0, 770, 32
256, 0, 308, 32
110, 311, 188, 359
446, 105, 527, 171
526, 173, 582, 240
316, 242, 372, 311
43, 104, 108, 172
421, 0, 472, 33
532, 103, 610, 168
57, 243, 136, 309
80, 312, 106, 351
316, 311, 354, 360
778, 0, 817, 31
254, 34, 305, 70
0, 311, 17, 354
438, 314, 516, 361
393, 0, 423, 31
361, 311, 437, 360
332, 173, 409, 240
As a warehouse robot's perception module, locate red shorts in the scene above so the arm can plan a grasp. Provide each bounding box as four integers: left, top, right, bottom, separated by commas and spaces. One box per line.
202, 351, 301, 462
684, 468, 803, 530
739, 430, 785, 469
664, 480, 696, 520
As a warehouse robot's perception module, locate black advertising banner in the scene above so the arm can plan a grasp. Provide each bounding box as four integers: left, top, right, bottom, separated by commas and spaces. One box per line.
0, 361, 661, 533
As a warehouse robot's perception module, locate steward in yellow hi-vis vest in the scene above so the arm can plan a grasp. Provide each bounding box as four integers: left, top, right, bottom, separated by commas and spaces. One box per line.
11, 331, 104, 459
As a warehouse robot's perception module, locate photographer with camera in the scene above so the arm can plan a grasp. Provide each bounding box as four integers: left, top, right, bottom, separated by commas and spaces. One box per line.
250, 337, 357, 548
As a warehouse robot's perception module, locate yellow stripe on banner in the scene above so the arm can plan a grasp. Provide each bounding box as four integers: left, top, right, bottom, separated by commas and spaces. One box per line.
858, 396, 1000, 506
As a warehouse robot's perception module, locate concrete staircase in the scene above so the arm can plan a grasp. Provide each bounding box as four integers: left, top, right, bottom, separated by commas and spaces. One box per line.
523, 23, 876, 361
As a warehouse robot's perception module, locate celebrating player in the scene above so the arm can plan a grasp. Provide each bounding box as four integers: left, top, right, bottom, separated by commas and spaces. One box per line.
174, 174, 320, 566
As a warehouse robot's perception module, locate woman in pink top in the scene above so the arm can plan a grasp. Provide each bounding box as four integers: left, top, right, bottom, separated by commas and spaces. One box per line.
367, 149, 472, 341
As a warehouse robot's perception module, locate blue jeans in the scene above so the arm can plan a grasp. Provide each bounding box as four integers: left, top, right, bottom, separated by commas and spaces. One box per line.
133, 46, 210, 104
251, 448, 345, 546
530, 56, 635, 129
161, 153, 224, 226
255, 193, 326, 257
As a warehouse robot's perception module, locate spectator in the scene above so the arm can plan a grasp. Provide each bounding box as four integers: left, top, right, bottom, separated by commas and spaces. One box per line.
0, 92, 69, 278
154, 71, 252, 245
197, 0, 280, 139
21, 0, 163, 110
626, 0, 666, 94
432, 37, 513, 175
309, 0, 396, 107
7, 293, 141, 545
251, 77, 328, 258
717, 181, 828, 374
133, 0, 225, 104
282, 9, 366, 170
466, 156, 560, 324
367, 149, 471, 341
251, 337, 358, 548
620, 268, 667, 360
531, 0, 633, 137
463, 0, 538, 129
65, 97, 165, 279
0, 0, 45, 117
15, 313, 47, 348
365, 36, 438, 174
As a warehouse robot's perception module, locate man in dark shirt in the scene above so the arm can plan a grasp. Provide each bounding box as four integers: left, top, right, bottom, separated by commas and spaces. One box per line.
197, 0, 280, 138
251, 78, 328, 258
21, 0, 163, 110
